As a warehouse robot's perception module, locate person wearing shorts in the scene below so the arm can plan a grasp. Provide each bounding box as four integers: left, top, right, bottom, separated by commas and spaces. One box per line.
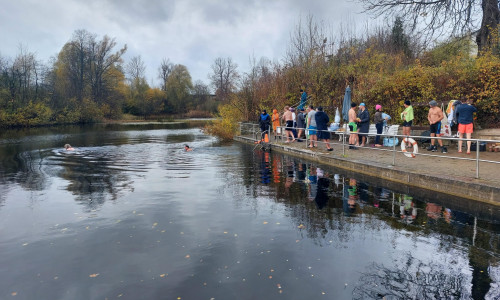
455, 99, 477, 154
401, 100, 414, 136
307, 105, 317, 147
427, 100, 446, 153
282, 106, 295, 143
348, 102, 359, 149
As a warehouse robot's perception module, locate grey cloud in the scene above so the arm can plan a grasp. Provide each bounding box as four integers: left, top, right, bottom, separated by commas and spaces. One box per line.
92, 0, 176, 25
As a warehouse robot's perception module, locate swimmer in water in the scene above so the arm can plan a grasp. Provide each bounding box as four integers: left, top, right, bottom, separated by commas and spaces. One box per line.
184, 144, 193, 151
64, 144, 75, 151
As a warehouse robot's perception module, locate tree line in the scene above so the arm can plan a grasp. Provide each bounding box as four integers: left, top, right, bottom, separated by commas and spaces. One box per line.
205, 10, 500, 140
0, 29, 218, 127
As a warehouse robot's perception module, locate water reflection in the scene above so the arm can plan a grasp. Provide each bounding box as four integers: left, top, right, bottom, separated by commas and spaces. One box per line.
0, 125, 499, 299
247, 148, 500, 297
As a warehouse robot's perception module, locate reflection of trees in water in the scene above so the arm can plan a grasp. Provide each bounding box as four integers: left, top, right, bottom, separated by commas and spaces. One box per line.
0, 147, 50, 191
352, 255, 469, 299
58, 152, 135, 210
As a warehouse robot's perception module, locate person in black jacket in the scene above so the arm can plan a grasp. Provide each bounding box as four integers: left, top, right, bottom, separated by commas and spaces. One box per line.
357, 103, 370, 147
315, 107, 333, 151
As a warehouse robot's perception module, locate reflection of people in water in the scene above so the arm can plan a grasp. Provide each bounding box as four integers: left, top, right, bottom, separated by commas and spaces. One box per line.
285, 159, 295, 190
272, 155, 281, 183
260, 151, 271, 184
400, 194, 417, 224
307, 165, 317, 201
425, 202, 442, 220
443, 208, 452, 223
64, 144, 75, 151
315, 168, 330, 209
347, 178, 359, 212
184, 144, 193, 151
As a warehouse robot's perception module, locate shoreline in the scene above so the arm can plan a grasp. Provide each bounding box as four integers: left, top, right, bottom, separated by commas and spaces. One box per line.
235, 135, 500, 206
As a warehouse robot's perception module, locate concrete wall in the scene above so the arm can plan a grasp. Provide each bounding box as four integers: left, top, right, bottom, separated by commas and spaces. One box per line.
235, 136, 500, 206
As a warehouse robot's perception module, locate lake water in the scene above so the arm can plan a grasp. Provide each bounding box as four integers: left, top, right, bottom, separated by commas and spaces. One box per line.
0, 121, 499, 300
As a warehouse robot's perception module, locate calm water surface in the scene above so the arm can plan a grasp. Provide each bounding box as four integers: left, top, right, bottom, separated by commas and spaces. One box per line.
0, 122, 499, 300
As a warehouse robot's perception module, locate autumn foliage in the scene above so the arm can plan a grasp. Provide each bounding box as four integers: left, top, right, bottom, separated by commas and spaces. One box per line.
206, 18, 500, 140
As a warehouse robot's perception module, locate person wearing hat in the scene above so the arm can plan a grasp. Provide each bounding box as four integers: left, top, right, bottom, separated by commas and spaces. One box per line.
427, 100, 447, 153
259, 109, 271, 134
373, 104, 384, 147
357, 103, 370, 147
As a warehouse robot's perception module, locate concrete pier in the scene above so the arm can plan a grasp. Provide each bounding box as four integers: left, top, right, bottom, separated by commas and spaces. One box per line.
235, 135, 500, 205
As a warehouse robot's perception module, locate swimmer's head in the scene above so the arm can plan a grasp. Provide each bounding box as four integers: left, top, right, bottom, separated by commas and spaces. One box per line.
64, 144, 72, 150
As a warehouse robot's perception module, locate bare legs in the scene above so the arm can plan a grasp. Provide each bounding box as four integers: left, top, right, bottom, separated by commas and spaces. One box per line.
458, 132, 472, 153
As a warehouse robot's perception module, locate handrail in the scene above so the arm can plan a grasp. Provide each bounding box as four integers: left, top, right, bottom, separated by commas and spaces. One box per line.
237, 122, 500, 179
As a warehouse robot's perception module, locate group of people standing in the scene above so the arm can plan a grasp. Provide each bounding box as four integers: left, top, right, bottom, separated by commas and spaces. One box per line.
347, 102, 390, 149
258, 88, 479, 154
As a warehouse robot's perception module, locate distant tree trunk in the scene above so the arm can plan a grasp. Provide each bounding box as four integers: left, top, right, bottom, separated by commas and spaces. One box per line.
476, 0, 500, 53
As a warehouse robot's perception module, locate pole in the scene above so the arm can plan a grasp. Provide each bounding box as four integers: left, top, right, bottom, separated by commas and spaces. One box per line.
342, 130, 345, 156
476, 139, 480, 179
392, 132, 396, 166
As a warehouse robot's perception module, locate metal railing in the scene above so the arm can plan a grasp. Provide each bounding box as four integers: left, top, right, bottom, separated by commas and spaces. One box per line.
238, 122, 500, 179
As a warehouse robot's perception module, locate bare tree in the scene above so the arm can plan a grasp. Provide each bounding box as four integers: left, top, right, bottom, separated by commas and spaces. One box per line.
209, 57, 239, 102
158, 58, 173, 91
358, 0, 500, 53
125, 55, 146, 82
285, 14, 330, 67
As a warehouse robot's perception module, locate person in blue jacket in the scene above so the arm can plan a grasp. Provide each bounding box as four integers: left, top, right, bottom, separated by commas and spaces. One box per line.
298, 89, 308, 110
259, 109, 271, 134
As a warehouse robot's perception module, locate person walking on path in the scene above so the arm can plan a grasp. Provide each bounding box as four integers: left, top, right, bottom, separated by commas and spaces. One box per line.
298, 89, 308, 110
315, 106, 333, 151
455, 99, 477, 154
401, 100, 414, 136
427, 100, 447, 153
282, 106, 295, 143
307, 105, 318, 148
348, 103, 359, 149
357, 103, 370, 147
373, 104, 384, 147
296, 108, 306, 142
271, 109, 280, 138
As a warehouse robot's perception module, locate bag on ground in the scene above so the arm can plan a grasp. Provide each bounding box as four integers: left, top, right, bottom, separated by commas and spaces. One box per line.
383, 137, 399, 147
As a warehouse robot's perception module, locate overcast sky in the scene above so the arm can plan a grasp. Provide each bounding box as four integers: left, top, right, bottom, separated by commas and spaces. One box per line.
1, 0, 372, 88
